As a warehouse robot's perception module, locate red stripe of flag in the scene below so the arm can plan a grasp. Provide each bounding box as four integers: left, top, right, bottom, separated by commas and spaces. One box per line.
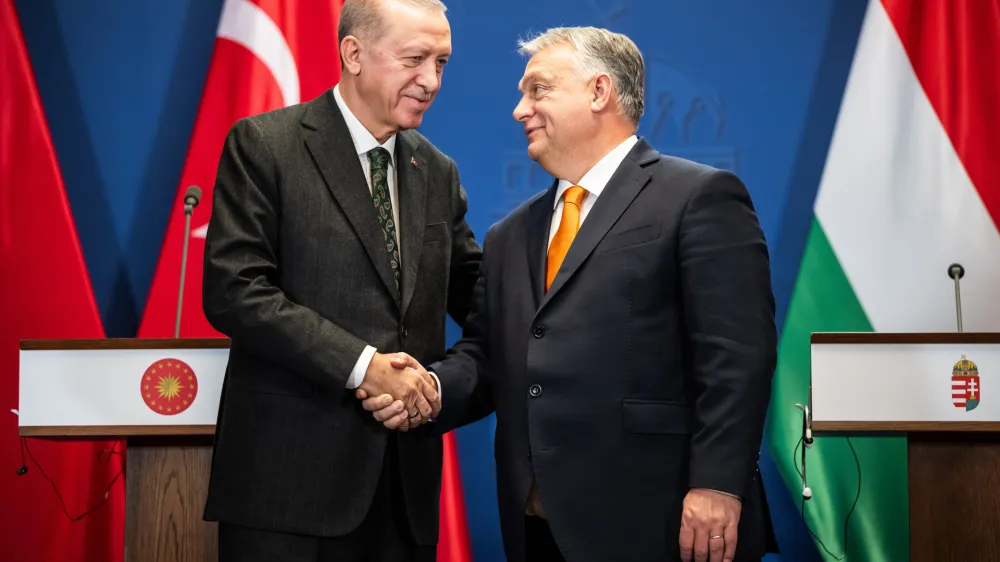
881, 0, 1000, 228
0, 1, 124, 559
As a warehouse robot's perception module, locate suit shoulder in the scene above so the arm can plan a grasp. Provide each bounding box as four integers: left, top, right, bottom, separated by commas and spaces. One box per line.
235, 101, 310, 137
488, 187, 550, 240
403, 129, 455, 167
648, 154, 749, 199
653, 154, 738, 182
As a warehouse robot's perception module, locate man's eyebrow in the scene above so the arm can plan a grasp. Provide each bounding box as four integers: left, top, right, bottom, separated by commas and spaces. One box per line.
518, 70, 553, 92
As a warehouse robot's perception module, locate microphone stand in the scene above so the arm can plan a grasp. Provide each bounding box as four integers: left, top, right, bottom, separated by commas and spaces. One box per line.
175, 186, 202, 338
948, 263, 965, 332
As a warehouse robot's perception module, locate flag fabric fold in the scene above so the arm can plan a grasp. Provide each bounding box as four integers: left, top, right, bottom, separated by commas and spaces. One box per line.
0, 1, 124, 560
767, 1, 1000, 560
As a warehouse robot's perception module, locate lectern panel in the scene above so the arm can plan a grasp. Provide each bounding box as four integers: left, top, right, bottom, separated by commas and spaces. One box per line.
811, 337, 1000, 428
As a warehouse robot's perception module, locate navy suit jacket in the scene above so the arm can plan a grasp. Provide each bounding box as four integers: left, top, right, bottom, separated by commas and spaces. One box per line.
432, 138, 778, 561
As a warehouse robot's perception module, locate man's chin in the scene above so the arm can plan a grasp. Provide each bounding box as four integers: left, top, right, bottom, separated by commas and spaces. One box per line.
395, 111, 425, 131
526, 143, 543, 162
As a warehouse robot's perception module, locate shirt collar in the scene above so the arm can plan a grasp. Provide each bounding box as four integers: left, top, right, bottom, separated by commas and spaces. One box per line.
333, 84, 396, 165
554, 135, 639, 208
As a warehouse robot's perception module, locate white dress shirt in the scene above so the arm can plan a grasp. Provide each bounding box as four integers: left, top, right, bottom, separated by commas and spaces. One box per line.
333, 84, 401, 390
548, 135, 639, 248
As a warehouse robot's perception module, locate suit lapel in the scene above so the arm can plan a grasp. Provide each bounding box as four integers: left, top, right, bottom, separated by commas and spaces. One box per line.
525, 183, 557, 308
396, 131, 427, 318
302, 91, 399, 305
536, 139, 658, 315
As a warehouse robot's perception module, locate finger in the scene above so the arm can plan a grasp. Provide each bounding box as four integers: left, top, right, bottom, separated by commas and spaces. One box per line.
372, 400, 404, 422
679, 524, 695, 562
384, 411, 409, 430
722, 524, 738, 562
361, 394, 394, 412
415, 368, 437, 393
693, 527, 709, 562
708, 529, 725, 562
390, 353, 416, 369
409, 368, 438, 408
413, 386, 433, 418
355, 388, 368, 399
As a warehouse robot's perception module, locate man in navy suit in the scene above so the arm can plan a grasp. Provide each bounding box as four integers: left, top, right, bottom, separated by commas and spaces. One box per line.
361, 26, 778, 562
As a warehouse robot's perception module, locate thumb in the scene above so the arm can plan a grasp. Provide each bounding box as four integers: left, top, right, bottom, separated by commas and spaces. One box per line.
355, 388, 368, 399
390, 354, 413, 368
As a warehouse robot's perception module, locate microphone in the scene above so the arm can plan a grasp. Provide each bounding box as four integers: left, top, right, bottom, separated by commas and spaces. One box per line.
175, 186, 202, 338
795, 399, 813, 500
948, 263, 965, 332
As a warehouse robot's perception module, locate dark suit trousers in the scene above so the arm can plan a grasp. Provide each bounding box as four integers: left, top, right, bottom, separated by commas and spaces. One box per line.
218, 438, 434, 562
525, 516, 566, 562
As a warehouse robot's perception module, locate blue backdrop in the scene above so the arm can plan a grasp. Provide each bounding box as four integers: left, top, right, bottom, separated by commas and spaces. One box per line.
14, 1, 869, 560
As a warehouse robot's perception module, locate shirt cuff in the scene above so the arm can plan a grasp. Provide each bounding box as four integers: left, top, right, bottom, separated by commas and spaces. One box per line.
346, 345, 377, 389
428, 371, 441, 421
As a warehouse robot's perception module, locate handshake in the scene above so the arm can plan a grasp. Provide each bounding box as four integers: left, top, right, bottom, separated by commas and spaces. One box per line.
355, 352, 440, 431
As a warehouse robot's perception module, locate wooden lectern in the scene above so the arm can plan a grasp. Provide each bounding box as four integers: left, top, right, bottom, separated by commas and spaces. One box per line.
811, 332, 1000, 561
18, 338, 230, 562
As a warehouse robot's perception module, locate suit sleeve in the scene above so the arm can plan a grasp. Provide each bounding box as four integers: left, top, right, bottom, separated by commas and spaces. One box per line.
444, 159, 483, 327
427, 226, 495, 434
678, 170, 777, 499
202, 117, 367, 390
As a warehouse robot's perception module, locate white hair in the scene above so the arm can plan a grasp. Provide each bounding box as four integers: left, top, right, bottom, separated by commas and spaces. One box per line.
518, 26, 644, 125
339, 0, 447, 49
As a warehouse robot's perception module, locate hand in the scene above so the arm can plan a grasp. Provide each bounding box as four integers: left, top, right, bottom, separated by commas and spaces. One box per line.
357, 353, 438, 428
356, 368, 437, 431
679, 488, 742, 562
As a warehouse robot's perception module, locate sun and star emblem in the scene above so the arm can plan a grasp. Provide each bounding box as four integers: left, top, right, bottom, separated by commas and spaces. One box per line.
140, 358, 198, 415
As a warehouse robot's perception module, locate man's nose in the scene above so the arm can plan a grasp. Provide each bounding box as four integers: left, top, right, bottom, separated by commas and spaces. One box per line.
513, 96, 531, 121
414, 61, 441, 93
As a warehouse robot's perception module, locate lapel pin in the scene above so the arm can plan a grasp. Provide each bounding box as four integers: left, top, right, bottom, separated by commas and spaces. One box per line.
411, 156, 419, 169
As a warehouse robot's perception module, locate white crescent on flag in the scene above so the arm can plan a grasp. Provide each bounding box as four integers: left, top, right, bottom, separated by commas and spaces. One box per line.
217, 0, 300, 108
191, 0, 301, 240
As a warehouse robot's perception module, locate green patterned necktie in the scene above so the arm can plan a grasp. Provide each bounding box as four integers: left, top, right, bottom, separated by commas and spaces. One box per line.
367, 147, 400, 293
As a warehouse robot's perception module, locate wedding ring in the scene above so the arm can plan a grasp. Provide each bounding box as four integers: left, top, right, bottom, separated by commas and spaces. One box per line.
710, 535, 723, 540
408, 411, 420, 419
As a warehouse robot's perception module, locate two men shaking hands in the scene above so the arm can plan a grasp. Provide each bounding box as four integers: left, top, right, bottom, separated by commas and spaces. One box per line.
201, 1, 779, 561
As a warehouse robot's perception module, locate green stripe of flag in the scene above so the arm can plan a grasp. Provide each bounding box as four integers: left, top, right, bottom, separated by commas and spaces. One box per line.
767, 219, 909, 561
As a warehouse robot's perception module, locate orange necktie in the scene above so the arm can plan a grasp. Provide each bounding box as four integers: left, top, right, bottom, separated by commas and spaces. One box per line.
546, 185, 587, 291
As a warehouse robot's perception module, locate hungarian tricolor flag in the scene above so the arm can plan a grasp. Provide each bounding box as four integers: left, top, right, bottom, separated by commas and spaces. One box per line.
0, 1, 124, 560
137, 1, 472, 559
767, 1, 1000, 560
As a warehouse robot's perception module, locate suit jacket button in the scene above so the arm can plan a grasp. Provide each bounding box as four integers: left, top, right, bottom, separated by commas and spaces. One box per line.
532, 326, 546, 338
400, 325, 408, 338
529, 384, 542, 397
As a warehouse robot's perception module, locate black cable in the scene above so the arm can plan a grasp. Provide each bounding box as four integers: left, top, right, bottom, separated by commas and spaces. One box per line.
792, 436, 861, 560
18, 437, 126, 522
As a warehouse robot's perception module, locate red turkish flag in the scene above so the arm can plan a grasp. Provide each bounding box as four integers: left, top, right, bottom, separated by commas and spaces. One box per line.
138, 0, 343, 339
0, 1, 124, 560
136, 1, 473, 559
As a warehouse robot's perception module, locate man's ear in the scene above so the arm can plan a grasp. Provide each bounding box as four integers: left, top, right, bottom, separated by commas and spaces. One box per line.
341, 35, 363, 76
590, 73, 614, 113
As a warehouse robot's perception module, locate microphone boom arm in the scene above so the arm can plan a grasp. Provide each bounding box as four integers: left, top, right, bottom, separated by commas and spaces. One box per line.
175, 186, 202, 338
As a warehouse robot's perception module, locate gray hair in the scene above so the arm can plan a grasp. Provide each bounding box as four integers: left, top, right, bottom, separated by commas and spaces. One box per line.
518, 26, 644, 125
338, 0, 447, 53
